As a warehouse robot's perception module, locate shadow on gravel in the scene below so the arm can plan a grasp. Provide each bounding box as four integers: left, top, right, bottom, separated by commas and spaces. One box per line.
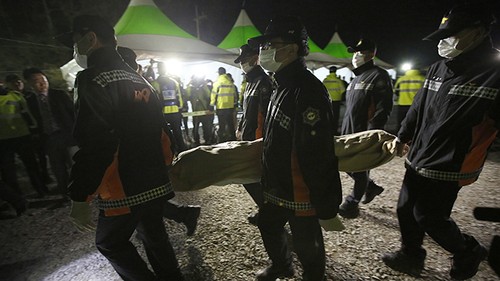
361, 211, 400, 231
183, 246, 215, 281
0, 257, 44, 280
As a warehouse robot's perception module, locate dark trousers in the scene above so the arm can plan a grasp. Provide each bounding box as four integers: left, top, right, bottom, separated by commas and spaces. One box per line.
258, 203, 326, 280
165, 113, 187, 152
397, 168, 468, 255
0, 136, 47, 196
243, 182, 264, 208
44, 132, 74, 194
96, 198, 183, 281
345, 171, 374, 204
331, 101, 341, 134
163, 199, 191, 222
32, 138, 51, 183
216, 109, 236, 142
192, 115, 214, 145
396, 105, 410, 134
0, 180, 27, 210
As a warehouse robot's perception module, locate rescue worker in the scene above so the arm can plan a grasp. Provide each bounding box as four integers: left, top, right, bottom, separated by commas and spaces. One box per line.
153, 62, 187, 152
393, 68, 425, 133
210, 67, 237, 142
322, 66, 346, 134
382, 3, 498, 280
248, 15, 342, 281
186, 75, 214, 146
338, 38, 393, 218
61, 15, 184, 280
117, 46, 201, 237
0, 74, 48, 197
234, 44, 273, 226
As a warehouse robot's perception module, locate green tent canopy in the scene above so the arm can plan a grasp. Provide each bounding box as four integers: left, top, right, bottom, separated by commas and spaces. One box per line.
323, 32, 352, 63
114, 0, 233, 61
217, 9, 262, 53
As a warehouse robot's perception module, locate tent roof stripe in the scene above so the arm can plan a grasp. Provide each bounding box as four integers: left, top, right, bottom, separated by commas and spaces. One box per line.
217, 9, 261, 52
115, 0, 195, 38
114, 0, 233, 62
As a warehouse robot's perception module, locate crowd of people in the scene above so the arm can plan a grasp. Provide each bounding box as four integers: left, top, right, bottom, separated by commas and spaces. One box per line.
1, 2, 499, 281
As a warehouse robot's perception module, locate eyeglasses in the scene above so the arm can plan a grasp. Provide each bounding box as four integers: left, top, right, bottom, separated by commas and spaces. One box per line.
260, 41, 293, 50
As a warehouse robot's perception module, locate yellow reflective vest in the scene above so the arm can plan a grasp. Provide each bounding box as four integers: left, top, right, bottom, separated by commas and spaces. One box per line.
322, 73, 346, 102
394, 69, 425, 106
210, 74, 237, 110
153, 76, 184, 114
0, 90, 37, 140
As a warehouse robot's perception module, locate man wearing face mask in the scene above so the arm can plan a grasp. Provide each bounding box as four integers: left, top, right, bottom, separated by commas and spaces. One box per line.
234, 43, 273, 226
57, 15, 185, 280
248, 15, 342, 281
382, 3, 499, 280
338, 39, 393, 219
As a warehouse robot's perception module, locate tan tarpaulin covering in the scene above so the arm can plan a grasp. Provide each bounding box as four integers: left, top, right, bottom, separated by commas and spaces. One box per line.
169, 130, 397, 192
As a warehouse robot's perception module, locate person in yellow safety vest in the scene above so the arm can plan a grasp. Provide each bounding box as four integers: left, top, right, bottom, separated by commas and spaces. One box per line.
210, 67, 237, 142
0, 74, 49, 198
186, 76, 214, 146
322, 66, 346, 134
393, 69, 425, 133
152, 62, 187, 152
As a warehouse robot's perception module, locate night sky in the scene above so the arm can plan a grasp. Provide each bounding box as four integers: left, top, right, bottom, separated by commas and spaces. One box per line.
1, 0, 500, 71
165, 0, 500, 68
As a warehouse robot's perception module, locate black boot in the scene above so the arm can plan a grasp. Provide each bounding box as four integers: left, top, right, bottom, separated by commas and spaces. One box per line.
361, 181, 384, 204
450, 236, 488, 280
382, 248, 426, 277
183, 205, 201, 236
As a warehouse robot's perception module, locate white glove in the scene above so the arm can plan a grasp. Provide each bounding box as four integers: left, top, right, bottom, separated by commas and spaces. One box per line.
69, 201, 96, 232
235, 130, 242, 141
319, 215, 345, 232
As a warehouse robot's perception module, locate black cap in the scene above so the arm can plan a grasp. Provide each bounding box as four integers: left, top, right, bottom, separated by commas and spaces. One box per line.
55, 14, 115, 47
218, 67, 226, 75
248, 15, 308, 46
347, 39, 377, 53
423, 3, 496, 41
117, 46, 138, 71
234, 44, 259, 63
329, 66, 338, 72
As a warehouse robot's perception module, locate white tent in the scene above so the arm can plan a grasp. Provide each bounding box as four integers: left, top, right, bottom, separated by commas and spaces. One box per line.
61, 0, 241, 88
114, 0, 235, 63
217, 9, 262, 54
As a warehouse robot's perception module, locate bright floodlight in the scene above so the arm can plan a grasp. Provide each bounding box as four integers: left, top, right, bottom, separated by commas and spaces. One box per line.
401, 62, 412, 72
164, 58, 182, 75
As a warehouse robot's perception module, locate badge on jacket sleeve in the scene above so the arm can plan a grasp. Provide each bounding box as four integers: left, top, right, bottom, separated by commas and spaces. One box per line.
302, 107, 320, 126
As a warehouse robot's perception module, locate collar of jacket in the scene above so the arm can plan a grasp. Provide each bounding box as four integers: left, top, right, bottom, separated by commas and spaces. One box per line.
87, 46, 122, 68
245, 65, 267, 82
445, 38, 496, 73
274, 58, 307, 86
352, 60, 375, 76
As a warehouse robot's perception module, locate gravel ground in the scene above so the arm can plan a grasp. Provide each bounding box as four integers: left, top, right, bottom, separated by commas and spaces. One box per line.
1, 152, 499, 281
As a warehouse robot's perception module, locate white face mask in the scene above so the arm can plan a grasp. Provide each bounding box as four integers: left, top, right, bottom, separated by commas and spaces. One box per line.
437, 28, 484, 59
73, 44, 88, 69
73, 34, 93, 69
240, 62, 254, 74
352, 52, 366, 68
259, 45, 289, 73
